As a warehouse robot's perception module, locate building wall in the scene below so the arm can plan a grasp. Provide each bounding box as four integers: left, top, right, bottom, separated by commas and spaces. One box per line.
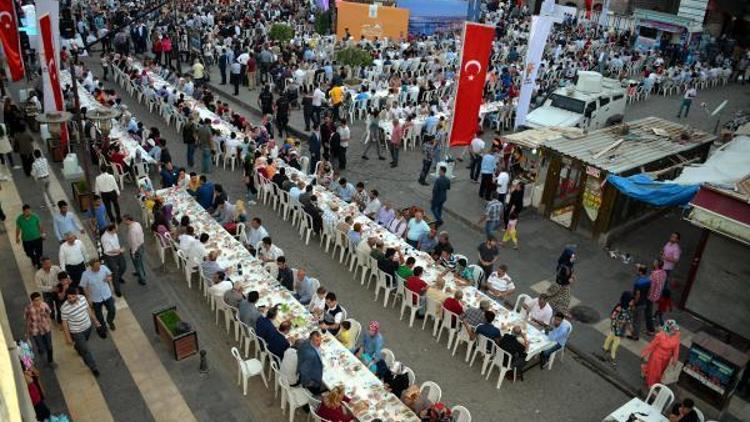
555, 0, 680, 15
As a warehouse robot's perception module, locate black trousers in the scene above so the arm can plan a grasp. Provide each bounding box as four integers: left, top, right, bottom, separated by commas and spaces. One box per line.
469, 155, 481, 181
42, 292, 59, 322
93, 296, 116, 327
65, 262, 86, 287
22, 238, 44, 267
479, 174, 494, 200
419, 159, 432, 183
100, 190, 121, 222
21, 153, 33, 176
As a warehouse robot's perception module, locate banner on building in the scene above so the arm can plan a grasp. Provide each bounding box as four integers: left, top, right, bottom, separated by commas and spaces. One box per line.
35, 0, 60, 65
398, 0, 467, 36
39, 14, 68, 146
448, 22, 495, 147
0, 0, 25, 80
514, 15, 554, 129
336, 2, 409, 40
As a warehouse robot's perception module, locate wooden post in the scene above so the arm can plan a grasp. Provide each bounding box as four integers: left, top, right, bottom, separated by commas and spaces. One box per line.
679, 229, 710, 310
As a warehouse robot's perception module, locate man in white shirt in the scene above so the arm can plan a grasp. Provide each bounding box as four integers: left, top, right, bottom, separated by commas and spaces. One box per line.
363, 189, 382, 219
59, 232, 88, 285
257, 237, 283, 263
207, 271, 233, 299
524, 294, 553, 326
677, 86, 697, 118
94, 170, 122, 224
30, 149, 51, 208
486, 264, 515, 300
100, 224, 126, 296
469, 134, 485, 182
495, 168, 510, 204
337, 119, 351, 170
280, 345, 299, 385
178, 226, 198, 252
244, 218, 269, 255
35, 257, 62, 321
312, 85, 325, 124
123, 215, 146, 285
186, 233, 209, 264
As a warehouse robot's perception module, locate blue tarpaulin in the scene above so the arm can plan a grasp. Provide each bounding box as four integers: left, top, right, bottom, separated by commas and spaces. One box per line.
606, 174, 699, 207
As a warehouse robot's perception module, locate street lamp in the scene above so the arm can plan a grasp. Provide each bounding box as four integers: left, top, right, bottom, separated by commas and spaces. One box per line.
86, 108, 122, 137
35, 111, 73, 162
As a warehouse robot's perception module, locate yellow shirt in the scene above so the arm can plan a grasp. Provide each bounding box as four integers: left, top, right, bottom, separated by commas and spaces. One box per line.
337, 329, 354, 350
329, 86, 344, 105
193, 63, 205, 79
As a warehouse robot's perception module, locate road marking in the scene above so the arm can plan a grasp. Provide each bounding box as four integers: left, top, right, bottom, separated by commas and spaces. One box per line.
0, 172, 114, 422
14, 142, 198, 422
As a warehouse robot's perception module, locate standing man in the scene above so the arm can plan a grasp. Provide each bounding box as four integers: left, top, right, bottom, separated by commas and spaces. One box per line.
337, 119, 350, 170
258, 85, 274, 116
308, 123, 321, 175
389, 119, 403, 168
123, 215, 146, 285
58, 232, 88, 286
495, 167, 510, 204
218, 48, 228, 85
100, 224, 127, 297
80, 258, 117, 335
229, 59, 242, 96
197, 118, 214, 174
362, 110, 385, 161
94, 169, 122, 224
312, 84, 325, 125
30, 149, 51, 207
60, 288, 100, 376
418, 136, 437, 185
15, 123, 35, 176
431, 166, 451, 227
16, 204, 46, 268
24, 292, 55, 367
53, 200, 85, 243
182, 116, 197, 168
477, 236, 500, 290
677, 85, 697, 118
478, 196, 504, 239
631, 264, 654, 340
34, 258, 61, 323
469, 132, 485, 183
275, 94, 291, 139
302, 90, 314, 132
661, 232, 681, 283
479, 149, 497, 200
329, 83, 344, 120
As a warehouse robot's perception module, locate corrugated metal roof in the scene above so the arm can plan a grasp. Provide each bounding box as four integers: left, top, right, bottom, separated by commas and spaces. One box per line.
504, 127, 584, 149
542, 117, 716, 174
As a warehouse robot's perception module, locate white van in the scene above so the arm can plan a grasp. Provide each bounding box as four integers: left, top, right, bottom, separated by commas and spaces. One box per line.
525, 71, 627, 130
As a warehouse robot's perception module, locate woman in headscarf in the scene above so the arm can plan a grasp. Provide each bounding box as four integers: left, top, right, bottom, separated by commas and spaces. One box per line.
641, 320, 681, 387
355, 321, 384, 372
602, 291, 634, 366
546, 246, 576, 314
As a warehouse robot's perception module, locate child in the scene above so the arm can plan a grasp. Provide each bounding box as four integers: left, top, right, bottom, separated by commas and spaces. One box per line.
655, 289, 672, 326
336, 320, 355, 351
502, 212, 519, 249
309, 286, 327, 318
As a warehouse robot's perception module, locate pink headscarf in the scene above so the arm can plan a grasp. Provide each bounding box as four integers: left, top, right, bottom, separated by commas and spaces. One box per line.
368, 321, 380, 334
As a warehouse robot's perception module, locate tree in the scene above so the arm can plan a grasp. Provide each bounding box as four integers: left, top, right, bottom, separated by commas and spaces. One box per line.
335, 46, 374, 68
314, 11, 331, 35
269, 23, 294, 43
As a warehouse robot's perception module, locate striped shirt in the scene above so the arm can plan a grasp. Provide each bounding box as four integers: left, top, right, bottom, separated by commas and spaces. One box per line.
31, 158, 50, 179
60, 295, 92, 333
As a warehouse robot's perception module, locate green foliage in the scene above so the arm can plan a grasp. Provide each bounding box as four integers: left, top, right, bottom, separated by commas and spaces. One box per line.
158, 310, 182, 336
73, 180, 89, 192
269, 23, 295, 43
314, 11, 331, 35
335, 47, 374, 68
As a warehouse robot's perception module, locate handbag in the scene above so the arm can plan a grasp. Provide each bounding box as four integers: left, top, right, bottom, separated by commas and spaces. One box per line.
661, 361, 682, 385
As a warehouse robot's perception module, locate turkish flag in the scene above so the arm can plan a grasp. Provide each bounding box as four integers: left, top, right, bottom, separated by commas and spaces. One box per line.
39, 14, 68, 146
585, 0, 593, 19
449, 22, 494, 147
0, 0, 25, 81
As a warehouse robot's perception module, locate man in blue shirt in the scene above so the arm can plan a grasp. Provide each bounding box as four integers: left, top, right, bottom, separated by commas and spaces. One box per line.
632, 265, 654, 340
196, 175, 215, 210
53, 200, 84, 243
159, 161, 179, 188
479, 149, 497, 200
539, 312, 572, 368
87, 196, 109, 235
297, 331, 324, 394
255, 306, 290, 359
473, 311, 502, 352
335, 178, 355, 203
79, 258, 116, 333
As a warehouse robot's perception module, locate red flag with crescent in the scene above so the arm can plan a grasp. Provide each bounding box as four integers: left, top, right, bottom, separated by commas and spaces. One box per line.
585, 0, 593, 19
0, 0, 25, 81
448, 22, 494, 147
39, 14, 68, 146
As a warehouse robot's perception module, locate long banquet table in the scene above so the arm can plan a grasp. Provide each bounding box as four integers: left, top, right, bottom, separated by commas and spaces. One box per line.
279, 163, 555, 361
154, 186, 419, 421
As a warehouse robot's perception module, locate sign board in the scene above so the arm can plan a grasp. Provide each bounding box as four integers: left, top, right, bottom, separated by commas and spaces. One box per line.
678, 0, 709, 25
336, 2, 409, 40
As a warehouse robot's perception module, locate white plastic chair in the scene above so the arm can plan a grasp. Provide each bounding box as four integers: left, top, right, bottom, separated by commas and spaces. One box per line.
111, 163, 128, 190
381, 348, 395, 370
177, 250, 197, 289
278, 375, 309, 422
422, 295, 442, 335
419, 381, 442, 403
400, 289, 421, 328
513, 293, 533, 315
392, 274, 406, 309
451, 405, 472, 422
403, 365, 416, 386
436, 308, 461, 349
694, 408, 705, 422
645, 383, 675, 415
215, 295, 237, 334
451, 324, 476, 362
234, 222, 246, 242
546, 323, 573, 370
231, 346, 267, 395
469, 335, 496, 375
373, 272, 394, 307
485, 347, 516, 389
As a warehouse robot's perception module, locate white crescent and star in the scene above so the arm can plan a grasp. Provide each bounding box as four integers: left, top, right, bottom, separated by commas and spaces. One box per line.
0, 11, 13, 30
463, 59, 482, 81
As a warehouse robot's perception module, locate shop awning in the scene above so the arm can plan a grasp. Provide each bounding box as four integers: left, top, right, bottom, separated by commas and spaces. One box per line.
607, 173, 699, 207
686, 185, 750, 245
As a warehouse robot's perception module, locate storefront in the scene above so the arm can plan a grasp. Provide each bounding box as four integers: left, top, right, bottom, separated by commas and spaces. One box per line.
538, 117, 715, 242
633, 8, 703, 52
500, 127, 584, 208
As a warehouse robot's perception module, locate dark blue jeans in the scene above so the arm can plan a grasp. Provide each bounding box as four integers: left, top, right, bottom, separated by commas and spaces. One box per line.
186, 143, 195, 167
431, 200, 445, 225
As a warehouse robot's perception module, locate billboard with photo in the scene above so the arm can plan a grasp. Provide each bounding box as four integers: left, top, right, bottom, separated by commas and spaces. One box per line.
397, 0, 468, 35
336, 2, 409, 40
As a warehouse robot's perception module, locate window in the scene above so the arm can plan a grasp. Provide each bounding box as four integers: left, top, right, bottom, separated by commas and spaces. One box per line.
612, 94, 624, 102
599, 97, 610, 107
549, 94, 586, 114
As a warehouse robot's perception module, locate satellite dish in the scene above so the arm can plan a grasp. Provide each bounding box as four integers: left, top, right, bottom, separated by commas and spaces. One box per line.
711, 100, 728, 117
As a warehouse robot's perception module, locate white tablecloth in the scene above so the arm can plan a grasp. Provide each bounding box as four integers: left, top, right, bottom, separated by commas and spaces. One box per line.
604, 398, 669, 422
153, 187, 419, 421
60, 71, 154, 165
377, 100, 506, 138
